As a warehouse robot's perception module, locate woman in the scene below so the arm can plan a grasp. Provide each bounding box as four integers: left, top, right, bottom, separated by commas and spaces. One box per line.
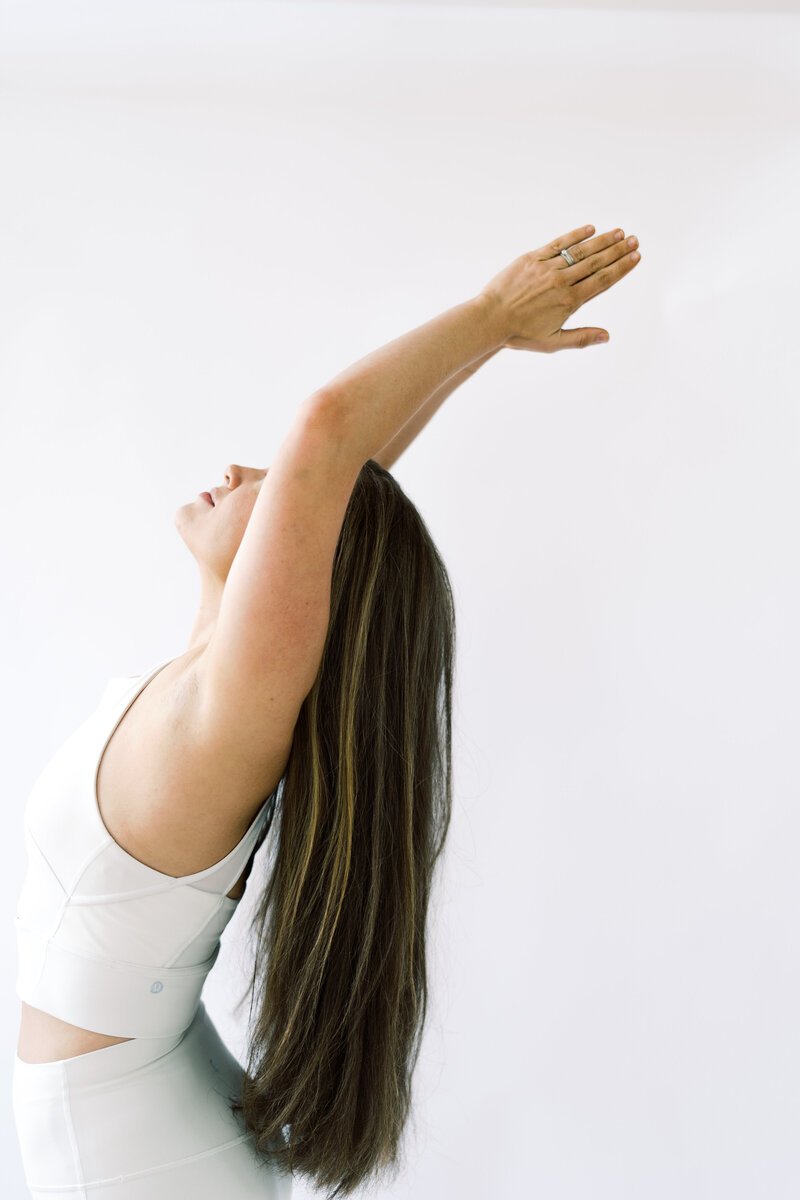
12, 223, 641, 1198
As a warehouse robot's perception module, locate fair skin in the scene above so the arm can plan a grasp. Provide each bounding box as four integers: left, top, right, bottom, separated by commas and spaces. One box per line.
174, 222, 640, 679
174, 463, 270, 654
19, 224, 640, 1064
172, 348, 503, 655
175, 224, 640, 750
19, 362, 501, 1064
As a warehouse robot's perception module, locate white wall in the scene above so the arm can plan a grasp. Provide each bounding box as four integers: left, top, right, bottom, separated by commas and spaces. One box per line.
2, 2, 799, 1196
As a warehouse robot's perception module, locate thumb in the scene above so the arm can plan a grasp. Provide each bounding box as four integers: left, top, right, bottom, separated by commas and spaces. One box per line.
554, 327, 610, 350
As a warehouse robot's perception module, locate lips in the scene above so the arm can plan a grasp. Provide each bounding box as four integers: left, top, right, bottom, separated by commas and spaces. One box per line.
199, 491, 214, 506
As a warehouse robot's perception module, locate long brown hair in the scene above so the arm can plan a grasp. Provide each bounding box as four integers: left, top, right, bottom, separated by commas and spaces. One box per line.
228, 457, 456, 1197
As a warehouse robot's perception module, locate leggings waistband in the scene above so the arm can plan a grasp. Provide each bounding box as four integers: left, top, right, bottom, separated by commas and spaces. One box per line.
11, 1000, 294, 1197
13, 1002, 201, 1093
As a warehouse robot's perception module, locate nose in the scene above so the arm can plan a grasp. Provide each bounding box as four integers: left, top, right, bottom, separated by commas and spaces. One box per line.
223, 464, 268, 490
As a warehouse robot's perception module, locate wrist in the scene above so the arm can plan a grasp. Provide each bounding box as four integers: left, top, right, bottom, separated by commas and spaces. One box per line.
472, 289, 509, 349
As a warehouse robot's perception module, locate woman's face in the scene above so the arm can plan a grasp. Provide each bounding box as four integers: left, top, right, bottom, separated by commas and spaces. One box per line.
174, 462, 267, 581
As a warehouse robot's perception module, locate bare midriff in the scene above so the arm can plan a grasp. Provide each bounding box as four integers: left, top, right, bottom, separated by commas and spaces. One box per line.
16, 866, 250, 1065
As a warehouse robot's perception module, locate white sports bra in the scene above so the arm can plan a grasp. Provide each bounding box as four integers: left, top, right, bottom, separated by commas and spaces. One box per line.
14, 655, 281, 1039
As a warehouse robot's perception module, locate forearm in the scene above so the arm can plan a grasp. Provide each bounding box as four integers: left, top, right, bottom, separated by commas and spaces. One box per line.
315, 293, 507, 469
372, 347, 503, 471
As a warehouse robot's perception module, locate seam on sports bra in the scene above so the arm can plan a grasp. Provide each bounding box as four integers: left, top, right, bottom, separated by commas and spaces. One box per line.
25, 827, 68, 897
16, 920, 221, 978
67, 793, 275, 905
163, 892, 229, 969
67, 879, 236, 905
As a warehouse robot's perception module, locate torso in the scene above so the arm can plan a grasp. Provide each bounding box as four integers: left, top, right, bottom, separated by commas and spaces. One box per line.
17, 646, 291, 1065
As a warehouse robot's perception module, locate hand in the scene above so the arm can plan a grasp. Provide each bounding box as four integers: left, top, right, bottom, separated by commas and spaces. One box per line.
479, 224, 641, 353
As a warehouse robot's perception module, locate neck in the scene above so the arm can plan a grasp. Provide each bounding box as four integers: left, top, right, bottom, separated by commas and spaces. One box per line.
186, 562, 225, 655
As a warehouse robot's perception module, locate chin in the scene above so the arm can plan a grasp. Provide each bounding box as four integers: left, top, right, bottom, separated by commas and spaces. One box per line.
173, 503, 196, 545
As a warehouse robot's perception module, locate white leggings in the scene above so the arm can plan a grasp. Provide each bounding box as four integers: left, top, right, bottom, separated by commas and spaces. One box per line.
11, 1001, 293, 1199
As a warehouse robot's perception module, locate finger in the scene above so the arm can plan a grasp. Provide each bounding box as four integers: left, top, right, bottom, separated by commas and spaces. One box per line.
538, 224, 597, 259
570, 243, 641, 306
553, 226, 627, 268
561, 233, 638, 282
553, 326, 611, 351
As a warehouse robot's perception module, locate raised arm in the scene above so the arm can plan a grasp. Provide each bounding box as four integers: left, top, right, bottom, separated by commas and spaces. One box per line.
192, 294, 508, 761
372, 348, 503, 471
320, 220, 641, 473
193, 223, 640, 766
317, 293, 507, 473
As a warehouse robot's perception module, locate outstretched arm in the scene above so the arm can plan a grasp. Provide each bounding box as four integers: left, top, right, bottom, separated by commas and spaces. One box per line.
314, 222, 639, 472
195, 224, 639, 752
372, 347, 503, 471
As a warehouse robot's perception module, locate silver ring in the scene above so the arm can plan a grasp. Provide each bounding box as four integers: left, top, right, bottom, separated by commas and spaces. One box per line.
560, 249, 576, 266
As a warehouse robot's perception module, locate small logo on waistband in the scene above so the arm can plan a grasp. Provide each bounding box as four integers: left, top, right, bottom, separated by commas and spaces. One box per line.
150, 981, 164, 993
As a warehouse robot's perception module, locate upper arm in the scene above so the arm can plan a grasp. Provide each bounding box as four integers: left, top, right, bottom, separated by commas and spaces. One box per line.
194, 393, 363, 759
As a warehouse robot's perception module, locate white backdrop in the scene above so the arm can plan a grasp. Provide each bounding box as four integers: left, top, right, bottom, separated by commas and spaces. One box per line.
2, 1, 799, 1196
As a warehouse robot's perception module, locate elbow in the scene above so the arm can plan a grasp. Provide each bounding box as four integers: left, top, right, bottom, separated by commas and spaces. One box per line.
298, 388, 366, 469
